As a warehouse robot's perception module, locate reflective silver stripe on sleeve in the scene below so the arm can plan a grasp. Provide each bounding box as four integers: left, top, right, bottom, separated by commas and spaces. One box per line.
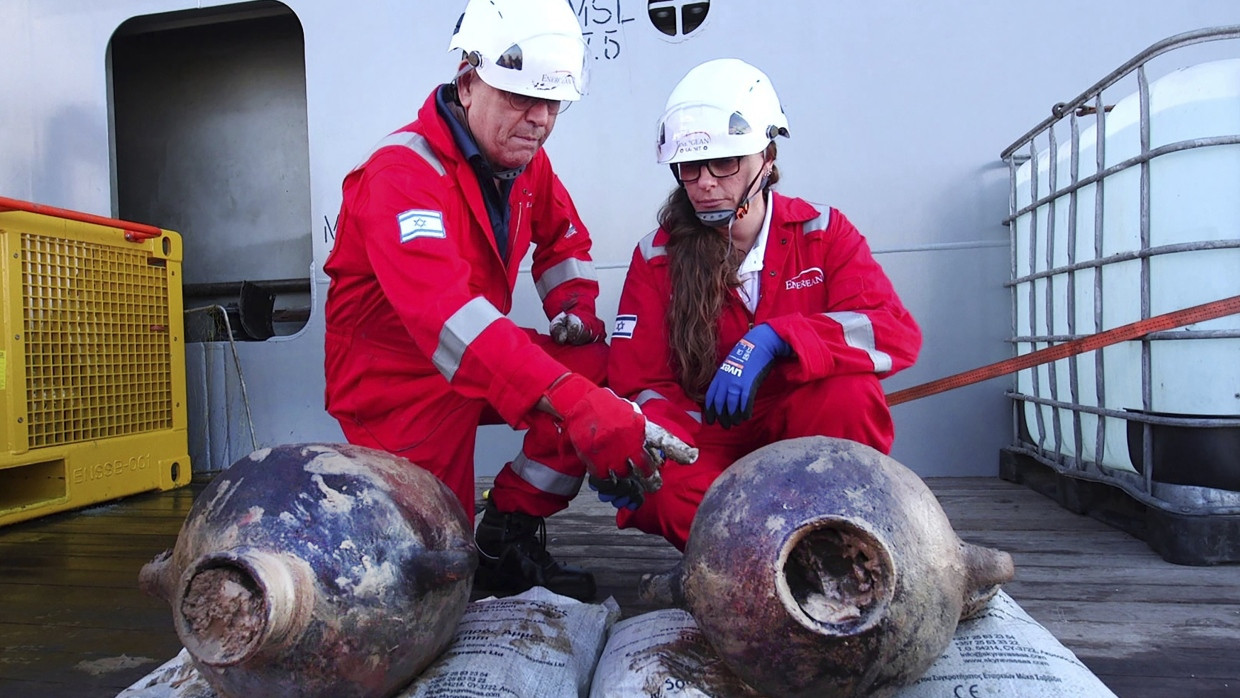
359, 132, 446, 176
634, 389, 666, 406
802, 205, 832, 235
510, 453, 582, 497
823, 311, 893, 373
535, 258, 598, 300
433, 297, 505, 382
635, 390, 702, 424
638, 230, 666, 262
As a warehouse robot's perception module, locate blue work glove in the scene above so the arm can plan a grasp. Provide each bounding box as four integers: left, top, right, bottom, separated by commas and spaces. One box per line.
703, 323, 791, 429
588, 473, 644, 511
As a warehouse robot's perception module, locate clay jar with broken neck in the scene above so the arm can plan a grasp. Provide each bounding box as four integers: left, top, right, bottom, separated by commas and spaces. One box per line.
666, 436, 1014, 697
139, 443, 477, 698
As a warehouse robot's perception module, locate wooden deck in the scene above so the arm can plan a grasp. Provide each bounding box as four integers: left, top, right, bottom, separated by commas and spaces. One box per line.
0, 475, 1236, 697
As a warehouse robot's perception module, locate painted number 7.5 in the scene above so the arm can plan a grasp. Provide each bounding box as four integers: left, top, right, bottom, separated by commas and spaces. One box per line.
583, 29, 622, 60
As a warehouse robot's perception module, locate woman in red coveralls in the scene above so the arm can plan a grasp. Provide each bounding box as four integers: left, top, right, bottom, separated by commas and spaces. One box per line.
603, 59, 923, 550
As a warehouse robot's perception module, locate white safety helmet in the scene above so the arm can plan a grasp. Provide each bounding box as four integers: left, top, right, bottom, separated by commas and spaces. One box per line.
449, 0, 589, 102
656, 58, 789, 165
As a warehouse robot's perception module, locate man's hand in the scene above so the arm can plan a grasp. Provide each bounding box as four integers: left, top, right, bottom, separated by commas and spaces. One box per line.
547, 375, 649, 481
704, 323, 791, 429
588, 420, 699, 511
550, 311, 605, 345
546, 375, 698, 493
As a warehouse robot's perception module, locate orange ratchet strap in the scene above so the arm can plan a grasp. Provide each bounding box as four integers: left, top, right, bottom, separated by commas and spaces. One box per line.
886, 295, 1240, 406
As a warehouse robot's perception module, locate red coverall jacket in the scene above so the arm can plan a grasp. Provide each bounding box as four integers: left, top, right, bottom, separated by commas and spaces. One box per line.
608, 193, 922, 547
323, 87, 602, 511
610, 193, 921, 438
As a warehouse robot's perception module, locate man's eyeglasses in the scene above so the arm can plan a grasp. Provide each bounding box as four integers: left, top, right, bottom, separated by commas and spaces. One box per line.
503, 90, 571, 115
674, 157, 741, 183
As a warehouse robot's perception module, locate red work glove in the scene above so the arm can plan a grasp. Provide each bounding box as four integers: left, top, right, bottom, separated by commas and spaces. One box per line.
546, 374, 647, 480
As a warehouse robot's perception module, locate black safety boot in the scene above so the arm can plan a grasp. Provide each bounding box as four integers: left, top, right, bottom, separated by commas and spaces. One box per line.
474, 500, 597, 602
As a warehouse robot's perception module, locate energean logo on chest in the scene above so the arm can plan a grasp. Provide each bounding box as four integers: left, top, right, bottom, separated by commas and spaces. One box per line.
786, 266, 824, 290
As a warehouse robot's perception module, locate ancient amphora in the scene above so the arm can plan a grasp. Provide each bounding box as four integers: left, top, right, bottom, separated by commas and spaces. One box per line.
139, 443, 477, 698
644, 436, 1014, 698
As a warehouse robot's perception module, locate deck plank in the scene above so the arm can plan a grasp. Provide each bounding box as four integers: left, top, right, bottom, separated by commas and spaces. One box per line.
0, 475, 1236, 697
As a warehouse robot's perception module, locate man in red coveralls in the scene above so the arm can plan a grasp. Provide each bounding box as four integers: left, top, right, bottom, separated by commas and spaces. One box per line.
323, 0, 690, 601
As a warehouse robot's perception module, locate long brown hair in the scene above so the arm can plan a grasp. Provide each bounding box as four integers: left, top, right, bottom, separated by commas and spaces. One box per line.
662, 144, 780, 400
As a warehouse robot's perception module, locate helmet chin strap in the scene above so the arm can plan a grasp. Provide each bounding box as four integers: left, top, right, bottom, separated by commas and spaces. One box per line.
695, 209, 735, 226
694, 167, 770, 228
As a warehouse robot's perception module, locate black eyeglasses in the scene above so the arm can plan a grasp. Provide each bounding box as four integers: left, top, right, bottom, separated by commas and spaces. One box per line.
674, 157, 741, 183
502, 90, 570, 115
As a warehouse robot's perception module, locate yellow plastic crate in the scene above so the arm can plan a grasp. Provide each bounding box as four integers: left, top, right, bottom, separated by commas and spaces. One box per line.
0, 199, 190, 527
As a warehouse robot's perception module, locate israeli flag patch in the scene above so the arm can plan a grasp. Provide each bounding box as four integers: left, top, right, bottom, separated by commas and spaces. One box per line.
398, 209, 446, 243
614, 314, 637, 339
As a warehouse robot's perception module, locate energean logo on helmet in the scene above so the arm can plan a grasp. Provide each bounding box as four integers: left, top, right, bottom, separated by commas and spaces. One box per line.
532, 71, 576, 90
675, 131, 711, 156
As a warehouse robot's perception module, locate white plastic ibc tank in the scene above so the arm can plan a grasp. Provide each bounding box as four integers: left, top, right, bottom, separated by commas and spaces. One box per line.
1013, 58, 1240, 473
